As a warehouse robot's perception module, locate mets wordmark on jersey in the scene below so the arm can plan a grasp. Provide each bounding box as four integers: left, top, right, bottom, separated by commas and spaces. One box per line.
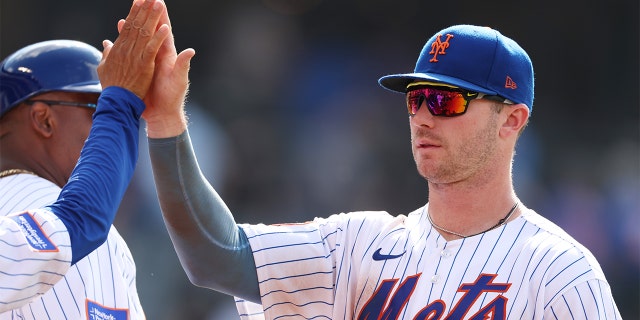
235, 206, 621, 319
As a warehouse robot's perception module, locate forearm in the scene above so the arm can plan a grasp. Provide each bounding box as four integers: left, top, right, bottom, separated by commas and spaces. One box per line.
148, 129, 260, 303
48, 87, 144, 264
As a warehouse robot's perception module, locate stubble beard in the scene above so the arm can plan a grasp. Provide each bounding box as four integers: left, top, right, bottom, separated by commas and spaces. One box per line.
413, 115, 500, 186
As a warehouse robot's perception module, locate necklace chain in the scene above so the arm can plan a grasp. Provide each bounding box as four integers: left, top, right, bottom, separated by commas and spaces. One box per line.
428, 202, 519, 238
0, 169, 38, 178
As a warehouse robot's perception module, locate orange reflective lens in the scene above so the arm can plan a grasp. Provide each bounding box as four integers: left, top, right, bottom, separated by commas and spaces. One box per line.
406, 87, 477, 117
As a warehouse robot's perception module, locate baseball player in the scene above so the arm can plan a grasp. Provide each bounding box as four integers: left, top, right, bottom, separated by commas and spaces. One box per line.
145, 25, 622, 319
0, 0, 194, 318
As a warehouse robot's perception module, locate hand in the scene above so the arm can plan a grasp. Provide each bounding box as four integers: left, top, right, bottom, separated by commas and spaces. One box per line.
116, 1, 196, 138
97, 0, 170, 99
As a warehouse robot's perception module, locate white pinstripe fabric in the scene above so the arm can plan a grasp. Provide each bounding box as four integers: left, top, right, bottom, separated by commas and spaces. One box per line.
235, 206, 621, 319
0, 174, 145, 319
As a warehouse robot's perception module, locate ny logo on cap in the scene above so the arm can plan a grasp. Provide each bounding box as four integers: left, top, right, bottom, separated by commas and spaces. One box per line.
429, 34, 454, 62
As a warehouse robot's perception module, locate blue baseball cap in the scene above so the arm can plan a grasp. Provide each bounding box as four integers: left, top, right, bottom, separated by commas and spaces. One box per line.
379, 25, 534, 111
0, 40, 102, 117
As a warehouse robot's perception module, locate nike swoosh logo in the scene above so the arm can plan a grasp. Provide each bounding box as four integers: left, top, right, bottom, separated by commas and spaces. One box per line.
372, 248, 406, 261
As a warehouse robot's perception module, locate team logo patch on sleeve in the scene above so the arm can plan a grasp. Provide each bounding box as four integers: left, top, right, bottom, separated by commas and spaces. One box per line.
9, 211, 58, 252
86, 300, 129, 320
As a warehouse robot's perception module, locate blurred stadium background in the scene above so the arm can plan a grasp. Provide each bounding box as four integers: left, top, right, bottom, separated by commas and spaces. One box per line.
2, 0, 638, 319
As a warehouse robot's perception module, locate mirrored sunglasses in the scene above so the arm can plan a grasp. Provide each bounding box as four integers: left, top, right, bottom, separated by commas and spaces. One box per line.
406, 82, 512, 117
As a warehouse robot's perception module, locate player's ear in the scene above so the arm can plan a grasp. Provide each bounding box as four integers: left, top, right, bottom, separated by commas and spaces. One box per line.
28, 102, 55, 138
499, 103, 529, 139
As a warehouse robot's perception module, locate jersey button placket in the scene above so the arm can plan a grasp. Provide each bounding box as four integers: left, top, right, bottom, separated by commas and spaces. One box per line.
432, 249, 452, 283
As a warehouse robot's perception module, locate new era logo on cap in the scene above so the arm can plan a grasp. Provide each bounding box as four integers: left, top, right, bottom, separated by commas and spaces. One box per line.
505, 76, 517, 89
378, 25, 534, 111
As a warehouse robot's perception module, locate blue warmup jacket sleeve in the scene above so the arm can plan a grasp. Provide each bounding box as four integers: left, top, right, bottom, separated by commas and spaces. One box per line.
148, 130, 260, 303
47, 87, 144, 265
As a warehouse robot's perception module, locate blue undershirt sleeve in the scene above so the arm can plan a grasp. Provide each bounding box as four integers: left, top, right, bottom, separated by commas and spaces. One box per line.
148, 130, 260, 303
47, 87, 144, 265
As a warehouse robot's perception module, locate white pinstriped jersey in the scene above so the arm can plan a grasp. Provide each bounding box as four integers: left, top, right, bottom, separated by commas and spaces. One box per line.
0, 173, 145, 319
235, 205, 621, 319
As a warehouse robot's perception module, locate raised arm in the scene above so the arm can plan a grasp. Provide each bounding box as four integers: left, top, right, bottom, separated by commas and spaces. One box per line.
142, 2, 260, 303
55, 0, 170, 264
